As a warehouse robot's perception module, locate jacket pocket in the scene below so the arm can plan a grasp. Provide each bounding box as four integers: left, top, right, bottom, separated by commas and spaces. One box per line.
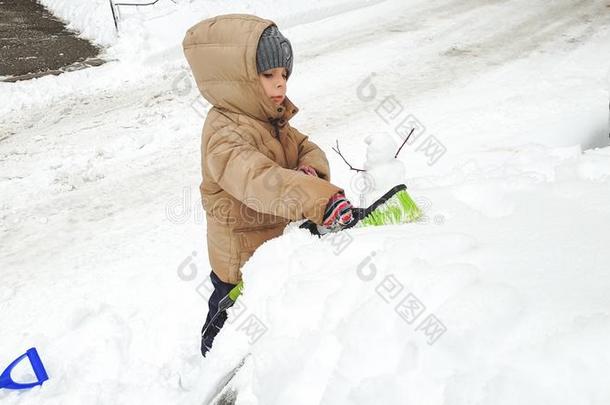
232, 223, 286, 269
233, 223, 283, 251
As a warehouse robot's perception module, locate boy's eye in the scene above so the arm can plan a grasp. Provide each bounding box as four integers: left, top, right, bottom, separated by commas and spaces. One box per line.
263, 73, 288, 79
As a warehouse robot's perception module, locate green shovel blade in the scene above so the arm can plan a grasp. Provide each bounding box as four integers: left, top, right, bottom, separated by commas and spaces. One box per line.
358, 188, 422, 227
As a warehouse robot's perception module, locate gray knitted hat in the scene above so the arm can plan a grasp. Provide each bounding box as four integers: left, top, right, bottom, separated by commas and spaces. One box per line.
256, 25, 293, 78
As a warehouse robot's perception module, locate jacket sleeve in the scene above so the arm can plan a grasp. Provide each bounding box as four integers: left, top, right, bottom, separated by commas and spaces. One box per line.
205, 126, 343, 225
290, 126, 332, 181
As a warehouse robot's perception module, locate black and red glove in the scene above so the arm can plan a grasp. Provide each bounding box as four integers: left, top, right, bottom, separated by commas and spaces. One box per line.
322, 192, 354, 231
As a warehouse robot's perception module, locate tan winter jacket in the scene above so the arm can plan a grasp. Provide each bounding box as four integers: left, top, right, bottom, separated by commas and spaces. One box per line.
182, 14, 343, 284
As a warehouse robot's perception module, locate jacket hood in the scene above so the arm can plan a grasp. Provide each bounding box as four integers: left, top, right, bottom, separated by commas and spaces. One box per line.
182, 14, 299, 124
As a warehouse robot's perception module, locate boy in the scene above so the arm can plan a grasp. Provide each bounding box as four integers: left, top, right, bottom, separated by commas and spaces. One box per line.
182, 14, 354, 357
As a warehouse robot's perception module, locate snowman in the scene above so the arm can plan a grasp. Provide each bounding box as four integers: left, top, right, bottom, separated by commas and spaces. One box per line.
353, 132, 406, 207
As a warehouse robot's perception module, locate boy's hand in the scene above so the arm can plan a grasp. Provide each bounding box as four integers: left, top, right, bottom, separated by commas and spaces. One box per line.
297, 165, 318, 177
322, 192, 354, 231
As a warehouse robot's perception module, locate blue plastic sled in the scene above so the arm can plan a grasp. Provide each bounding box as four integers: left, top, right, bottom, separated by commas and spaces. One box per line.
0, 348, 49, 390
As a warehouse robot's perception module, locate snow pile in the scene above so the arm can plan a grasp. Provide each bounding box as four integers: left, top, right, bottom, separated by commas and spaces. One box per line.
38, 0, 117, 46
192, 144, 610, 405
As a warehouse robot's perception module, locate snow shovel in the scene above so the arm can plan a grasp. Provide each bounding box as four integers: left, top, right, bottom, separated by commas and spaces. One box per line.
299, 183, 422, 237
0, 347, 49, 390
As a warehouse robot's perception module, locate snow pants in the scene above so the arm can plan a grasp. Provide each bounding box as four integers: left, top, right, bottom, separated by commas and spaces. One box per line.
201, 271, 237, 357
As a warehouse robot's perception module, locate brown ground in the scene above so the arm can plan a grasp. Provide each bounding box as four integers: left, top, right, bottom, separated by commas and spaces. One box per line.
0, 0, 103, 81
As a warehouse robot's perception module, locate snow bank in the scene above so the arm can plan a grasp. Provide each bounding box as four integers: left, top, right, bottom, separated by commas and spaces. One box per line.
38, 0, 117, 47
198, 144, 610, 405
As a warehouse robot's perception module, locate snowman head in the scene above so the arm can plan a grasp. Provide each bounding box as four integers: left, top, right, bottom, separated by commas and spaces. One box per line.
364, 132, 399, 166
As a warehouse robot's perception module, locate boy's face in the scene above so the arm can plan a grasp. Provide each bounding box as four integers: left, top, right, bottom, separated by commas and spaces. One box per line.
259, 67, 288, 106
